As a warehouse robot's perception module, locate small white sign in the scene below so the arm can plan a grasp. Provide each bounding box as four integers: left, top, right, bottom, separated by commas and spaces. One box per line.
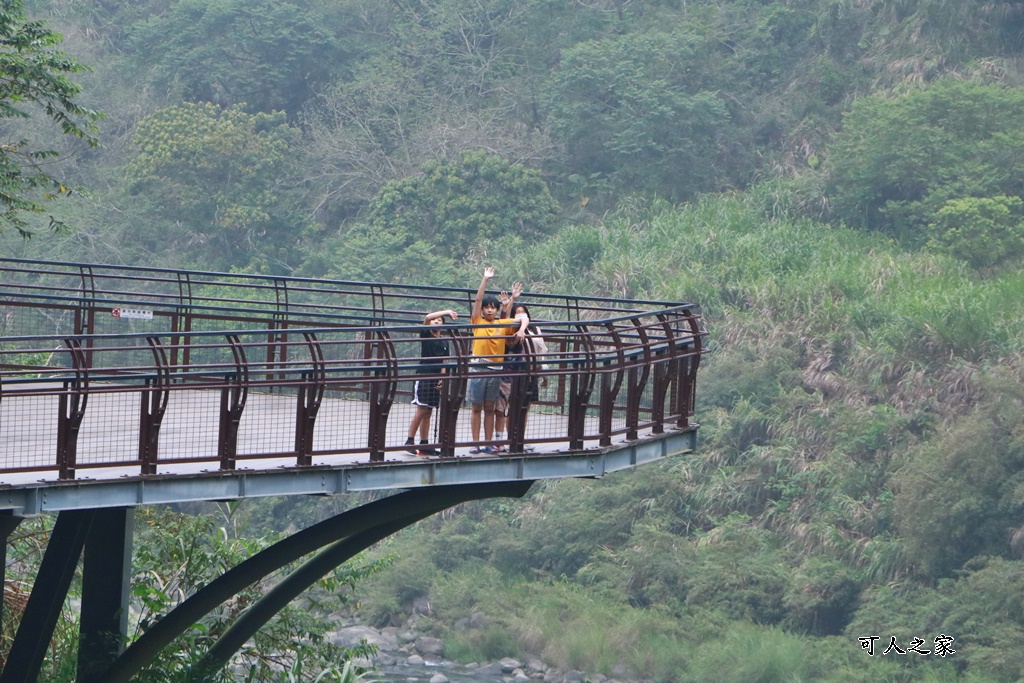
112, 307, 154, 320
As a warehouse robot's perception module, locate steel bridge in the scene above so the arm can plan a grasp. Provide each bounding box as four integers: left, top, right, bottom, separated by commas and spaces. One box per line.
0, 258, 704, 683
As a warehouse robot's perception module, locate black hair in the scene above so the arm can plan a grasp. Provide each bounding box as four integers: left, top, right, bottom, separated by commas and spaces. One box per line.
481, 294, 501, 309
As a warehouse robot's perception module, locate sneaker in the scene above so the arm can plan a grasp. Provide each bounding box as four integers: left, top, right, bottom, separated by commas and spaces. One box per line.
405, 439, 417, 455
491, 444, 506, 454
417, 448, 438, 457
469, 447, 483, 454
480, 445, 497, 455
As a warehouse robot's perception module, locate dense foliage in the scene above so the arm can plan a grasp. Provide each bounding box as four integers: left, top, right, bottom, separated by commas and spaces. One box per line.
6, 0, 1024, 681
0, 0, 99, 236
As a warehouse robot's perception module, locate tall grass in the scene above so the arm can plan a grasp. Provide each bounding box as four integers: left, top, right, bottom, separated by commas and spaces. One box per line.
429, 566, 697, 680
495, 190, 1024, 365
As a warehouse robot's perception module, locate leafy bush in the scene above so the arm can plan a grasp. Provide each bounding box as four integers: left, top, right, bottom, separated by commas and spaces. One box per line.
927, 195, 1024, 270
827, 80, 1024, 243
366, 150, 560, 260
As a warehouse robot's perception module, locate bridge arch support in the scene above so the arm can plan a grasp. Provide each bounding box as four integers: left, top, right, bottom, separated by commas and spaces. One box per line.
0, 482, 532, 683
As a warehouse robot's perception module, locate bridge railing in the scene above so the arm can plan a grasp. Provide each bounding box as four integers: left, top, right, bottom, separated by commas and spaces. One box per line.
0, 260, 704, 480
0, 257, 683, 337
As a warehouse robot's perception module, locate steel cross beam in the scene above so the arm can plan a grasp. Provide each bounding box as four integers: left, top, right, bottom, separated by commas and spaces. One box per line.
94, 481, 533, 683
1, 510, 94, 683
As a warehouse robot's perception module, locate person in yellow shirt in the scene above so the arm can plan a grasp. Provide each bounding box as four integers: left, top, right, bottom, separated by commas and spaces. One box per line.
467, 267, 527, 454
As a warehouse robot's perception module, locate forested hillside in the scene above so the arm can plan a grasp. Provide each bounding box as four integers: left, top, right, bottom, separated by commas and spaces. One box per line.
5, 0, 1024, 681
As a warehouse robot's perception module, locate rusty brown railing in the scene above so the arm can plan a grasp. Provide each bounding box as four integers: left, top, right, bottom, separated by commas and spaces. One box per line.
0, 259, 704, 479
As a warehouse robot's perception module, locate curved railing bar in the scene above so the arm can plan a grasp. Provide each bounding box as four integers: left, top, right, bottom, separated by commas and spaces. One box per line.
567, 322, 598, 450
366, 328, 398, 461
650, 312, 681, 434
140, 336, 171, 474
624, 316, 653, 441
295, 332, 326, 466
217, 334, 249, 470
57, 338, 88, 480
597, 321, 627, 447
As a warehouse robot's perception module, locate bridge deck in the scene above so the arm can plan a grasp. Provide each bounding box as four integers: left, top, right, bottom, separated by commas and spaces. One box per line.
0, 388, 697, 513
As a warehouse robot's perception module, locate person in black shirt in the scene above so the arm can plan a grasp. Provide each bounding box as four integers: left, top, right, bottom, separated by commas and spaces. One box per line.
405, 308, 457, 455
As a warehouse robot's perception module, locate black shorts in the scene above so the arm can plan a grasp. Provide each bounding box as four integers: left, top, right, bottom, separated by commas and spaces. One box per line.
412, 378, 441, 408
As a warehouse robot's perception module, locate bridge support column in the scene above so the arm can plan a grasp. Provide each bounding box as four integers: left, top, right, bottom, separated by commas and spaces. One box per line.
78, 508, 134, 682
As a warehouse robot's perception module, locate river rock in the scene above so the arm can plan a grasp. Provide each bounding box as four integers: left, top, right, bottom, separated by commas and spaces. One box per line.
526, 657, 546, 673
327, 625, 398, 651
610, 664, 633, 680
474, 662, 506, 676
407, 655, 426, 666
543, 669, 563, 683
469, 612, 488, 629
454, 617, 471, 630
564, 670, 585, 683
413, 594, 434, 615
591, 674, 607, 683
430, 675, 449, 683
416, 636, 446, 657
500, 657, 522, 673
513, 670, 531, 683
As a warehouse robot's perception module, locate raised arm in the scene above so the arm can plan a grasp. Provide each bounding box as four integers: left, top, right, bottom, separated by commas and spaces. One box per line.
423, 309, 457, 323
500, 281, 522, 318
472, 267, 494, 321
513, 311, 529, 340
499, 291, 512, 318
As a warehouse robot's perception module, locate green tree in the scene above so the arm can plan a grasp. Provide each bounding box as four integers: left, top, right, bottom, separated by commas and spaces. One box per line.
365, 150, 560, 261
126, 102, 303, 271
827, 80, 1024, 243
123, 0, 341, 118
0, 0, 100, 236
543, 31, 731, 202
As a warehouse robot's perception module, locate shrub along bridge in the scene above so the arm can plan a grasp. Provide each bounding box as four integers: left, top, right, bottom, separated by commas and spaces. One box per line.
0, 258, 704, 683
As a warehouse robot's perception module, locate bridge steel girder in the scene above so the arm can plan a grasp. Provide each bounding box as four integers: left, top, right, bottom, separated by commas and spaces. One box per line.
95, 480, 534, 683
0, 512, 25, 655
191, 508, 478, 679
1, 510, 94, 683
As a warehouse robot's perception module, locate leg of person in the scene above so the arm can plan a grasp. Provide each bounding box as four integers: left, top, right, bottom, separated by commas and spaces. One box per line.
418, 407, 431, 441
482, 400, 496, 443
494, 379, 510, 453
417, 407, 437, 455
405, 383, 425, 453
417, 382, 440, 456
467, 375, 485, 451
471, 404, 483, 443
481, 375, 502, 452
